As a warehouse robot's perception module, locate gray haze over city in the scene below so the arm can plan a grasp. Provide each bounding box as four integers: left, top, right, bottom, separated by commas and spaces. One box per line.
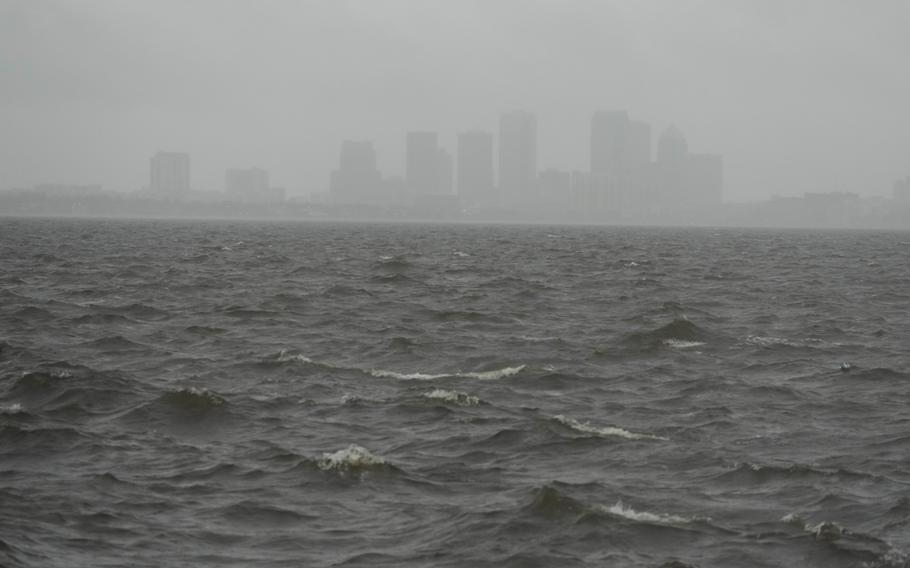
2, 0, 910, 226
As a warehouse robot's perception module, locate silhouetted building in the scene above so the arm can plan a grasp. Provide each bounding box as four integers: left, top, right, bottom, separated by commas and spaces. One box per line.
226, 167, 269, 202
499, 111, 537, 209
406, 132, 439, 195
653, 126, 723, 223
687, 153, 723, 210
590, 111, 651, 219
656, 125, 688, 168
437, 148, 453, 195
537, 169, 572, 216
150, 152, 190, 195
457, 131, 494, 208
330, 140, 382, 205
894, 176, 910, 201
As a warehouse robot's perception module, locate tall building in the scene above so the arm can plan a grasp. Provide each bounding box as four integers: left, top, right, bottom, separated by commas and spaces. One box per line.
226, 167, 270, 202
657, 125, 689, 167
330, 141, 382, 204
654, 126, 723, 222
406, 132, 439, 195
456, 131, 494, 207
436, 148, 453, 196
894, 176, 910, 201
590, 111, 651, 178
687, 153, 723, 209
150, 152, 190, 195
498, 111, 537, 209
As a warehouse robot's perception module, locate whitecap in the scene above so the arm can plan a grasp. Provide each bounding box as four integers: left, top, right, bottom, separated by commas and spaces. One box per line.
277, 349, 314, 364
452, 251, 469, 257
745, 335, 841, 349
317, 444, 386, 471
554, 415, 667, 441
422, 389, 480, 406
662, 339, 706, 349
340, 394, 362, 405
370, 364, 525, 381
1, 402, 23, 414
602, 500, 693, 525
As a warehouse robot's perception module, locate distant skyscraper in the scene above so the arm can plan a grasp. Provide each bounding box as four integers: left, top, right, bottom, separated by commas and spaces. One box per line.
498, 111, 537, 208
590, 111, 651, 177
657, 125, 689, 167
406, 132, 439, 195
330, 140, 382, 204
654, 126, 723, 220
626, 120, 652, 171
590, 111, 628, 179
150, 152, 190, 195
226, 167, 269, 202
687, 154, 723, 208
457, 131, 494, 207
436, 148, 453, 196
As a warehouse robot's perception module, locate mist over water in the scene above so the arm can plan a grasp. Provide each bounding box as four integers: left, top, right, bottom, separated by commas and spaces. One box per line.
2, 218, 909, 567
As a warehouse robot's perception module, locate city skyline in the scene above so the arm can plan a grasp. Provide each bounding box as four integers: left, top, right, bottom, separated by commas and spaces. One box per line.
2, 1, 908, 203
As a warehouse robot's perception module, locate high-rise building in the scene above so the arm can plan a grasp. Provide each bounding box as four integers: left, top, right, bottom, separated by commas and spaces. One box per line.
330, 140, 382, 204
498, 111, 537, 209
406, 132, 439, 195
456, 131, 494, 207
150, 152, 190, 195
894, 176, 910, 201
226, 167, 270, 202
626, 120, 652, 171
436, 148, 453, 196
657, 125, 688, 168
590, 111, 651, 177
590, 111, 628, 179
687, 153, 723, 209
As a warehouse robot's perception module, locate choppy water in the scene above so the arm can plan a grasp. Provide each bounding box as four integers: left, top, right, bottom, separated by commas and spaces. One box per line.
2, 218, 910, 567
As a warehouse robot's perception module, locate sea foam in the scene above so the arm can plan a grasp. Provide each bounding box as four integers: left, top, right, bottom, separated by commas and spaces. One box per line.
662, 339, 706, 349
554, 415, 667, 440
422, 389, 480, 406
370, 364, 525, 381
0, 402, 23, 414
602, 500, 694, 525
317, 444, 386, 472
277, 350, 314, 364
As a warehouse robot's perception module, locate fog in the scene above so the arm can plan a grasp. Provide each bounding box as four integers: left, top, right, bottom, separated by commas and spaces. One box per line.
2, 0, 909, 203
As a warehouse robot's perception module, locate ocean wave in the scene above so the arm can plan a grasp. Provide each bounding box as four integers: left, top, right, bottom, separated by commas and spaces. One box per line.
601, 500, 696, 526
422, 389, 481, 406
526, 485, 586, 518
623, 318, 712, 351
276, 350, 315, 364
370, 364, 525, 381
553, 415, 667, 440
79, 335, 151, 352
781, 513, 909, 565
317, 444, 387, 472
717, 462, 879, 484
662, 339, 706, 349
160, 387, 226, 411
0, 402, 23, 414
744, 335, 841, 349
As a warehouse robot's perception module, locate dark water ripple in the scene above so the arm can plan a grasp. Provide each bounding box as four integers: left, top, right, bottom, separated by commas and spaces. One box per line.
1, 218, 910, 567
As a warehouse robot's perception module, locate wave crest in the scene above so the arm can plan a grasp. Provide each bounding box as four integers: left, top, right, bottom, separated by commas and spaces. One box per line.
422, 389, 481, 406
553, 415, 667, 441
371, 364, 525, 381
602, 500, 695, 525
317, 444, 387, 472
160, 387, 226, 411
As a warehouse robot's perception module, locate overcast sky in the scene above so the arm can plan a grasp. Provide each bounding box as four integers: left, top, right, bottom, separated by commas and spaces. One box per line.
1, 0, 908, 201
